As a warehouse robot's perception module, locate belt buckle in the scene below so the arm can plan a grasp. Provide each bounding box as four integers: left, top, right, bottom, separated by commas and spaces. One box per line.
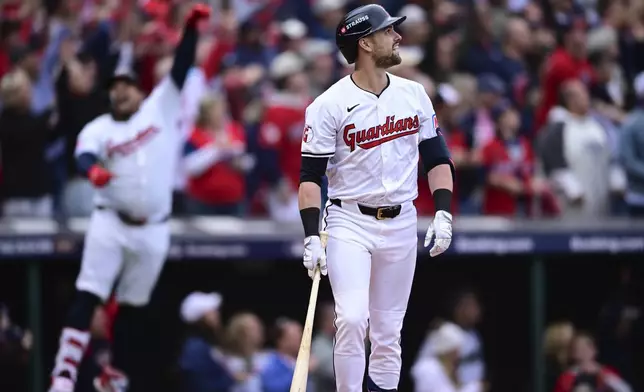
376, 208, 386, 220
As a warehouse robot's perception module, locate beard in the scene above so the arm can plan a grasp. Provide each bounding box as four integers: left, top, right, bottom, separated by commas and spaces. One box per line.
374, 50, 402, 69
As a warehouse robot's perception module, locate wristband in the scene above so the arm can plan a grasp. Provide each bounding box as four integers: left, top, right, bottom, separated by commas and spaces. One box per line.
300, 207, 321, 237
433, 188, 452, 213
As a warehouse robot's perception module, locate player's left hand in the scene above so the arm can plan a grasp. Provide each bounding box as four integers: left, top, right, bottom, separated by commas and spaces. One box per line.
185, 3, 211, 27
424, 210, 452, 257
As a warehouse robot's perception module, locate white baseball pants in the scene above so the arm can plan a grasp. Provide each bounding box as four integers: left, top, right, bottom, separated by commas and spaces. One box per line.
75, 208, 170, 305
322, 199, 418, 392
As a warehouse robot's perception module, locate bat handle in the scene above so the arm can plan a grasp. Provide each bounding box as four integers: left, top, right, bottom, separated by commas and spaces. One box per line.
289, 234, 325, 392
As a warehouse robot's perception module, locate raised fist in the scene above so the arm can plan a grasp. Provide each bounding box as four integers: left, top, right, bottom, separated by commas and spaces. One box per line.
186, 4, 211, 27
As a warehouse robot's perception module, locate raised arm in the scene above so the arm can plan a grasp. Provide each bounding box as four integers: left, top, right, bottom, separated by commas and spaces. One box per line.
169, 4, 211, 90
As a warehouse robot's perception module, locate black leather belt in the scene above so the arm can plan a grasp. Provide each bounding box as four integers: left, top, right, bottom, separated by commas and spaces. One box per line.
96, 206, 169, 226
330, 198, 401, 220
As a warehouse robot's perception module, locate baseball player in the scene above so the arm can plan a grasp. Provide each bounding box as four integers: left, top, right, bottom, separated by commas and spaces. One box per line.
48, 5, 211, 392
298, 4, 454, 392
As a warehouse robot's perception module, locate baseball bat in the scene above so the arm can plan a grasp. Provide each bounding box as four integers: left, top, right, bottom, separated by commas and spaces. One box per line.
290, 231, 328, 392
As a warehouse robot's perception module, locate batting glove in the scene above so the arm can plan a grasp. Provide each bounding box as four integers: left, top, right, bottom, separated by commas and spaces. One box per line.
303, 236, 328, 279
424, 210, 452, 257
185, 4, 211, 27
88, 165, 113, 188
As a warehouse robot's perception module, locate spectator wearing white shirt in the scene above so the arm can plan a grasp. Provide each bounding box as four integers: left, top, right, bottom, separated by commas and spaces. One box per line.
418, 289, 486, 386
411, 322, 483, 392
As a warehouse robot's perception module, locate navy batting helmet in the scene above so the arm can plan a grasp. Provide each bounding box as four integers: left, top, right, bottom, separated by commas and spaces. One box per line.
336, 4, 406, 65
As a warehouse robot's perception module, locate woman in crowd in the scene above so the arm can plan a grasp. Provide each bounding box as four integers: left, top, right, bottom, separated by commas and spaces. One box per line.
554, 331, 632, 392
224, 312, 268, 392
183, 94, 253, 216
481, 100, 560, 217
410, 322, 482, 392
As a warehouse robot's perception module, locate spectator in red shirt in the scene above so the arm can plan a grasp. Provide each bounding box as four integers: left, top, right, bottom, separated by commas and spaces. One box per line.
183, 94, 253, 216
481, 100, 558, 216
554, 332, 632, 392
535, 18, 594, 132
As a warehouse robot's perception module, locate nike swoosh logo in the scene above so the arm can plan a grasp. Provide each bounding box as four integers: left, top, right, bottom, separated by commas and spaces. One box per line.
347, 104, 360, 112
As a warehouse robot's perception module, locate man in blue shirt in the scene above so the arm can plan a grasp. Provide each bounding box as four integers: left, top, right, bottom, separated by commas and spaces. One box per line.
260, 318, 315, 392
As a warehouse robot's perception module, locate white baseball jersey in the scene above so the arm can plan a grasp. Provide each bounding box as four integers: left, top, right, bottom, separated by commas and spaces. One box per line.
301, 73, 439, 206
75, 76, 182, 219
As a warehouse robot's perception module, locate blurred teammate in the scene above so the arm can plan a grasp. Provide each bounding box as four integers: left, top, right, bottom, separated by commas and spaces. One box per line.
298, 4, 455, 391
48, 5, 211, 392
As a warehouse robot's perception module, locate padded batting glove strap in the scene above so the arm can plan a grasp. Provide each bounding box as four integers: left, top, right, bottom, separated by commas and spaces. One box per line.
424, 210, 452, 257
303, 235, 328, 279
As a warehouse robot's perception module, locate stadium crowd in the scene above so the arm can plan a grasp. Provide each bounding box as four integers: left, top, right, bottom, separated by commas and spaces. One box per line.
1, 0, 644, 221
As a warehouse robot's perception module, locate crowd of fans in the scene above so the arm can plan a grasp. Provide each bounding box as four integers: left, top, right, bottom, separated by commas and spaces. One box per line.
174, 288, 485, 392
2, 275, 642, 392
52, 289, 487, 392
1, 0, 644, 221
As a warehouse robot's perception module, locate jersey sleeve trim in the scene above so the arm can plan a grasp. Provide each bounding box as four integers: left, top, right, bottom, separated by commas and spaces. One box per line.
301, 151, 335, 158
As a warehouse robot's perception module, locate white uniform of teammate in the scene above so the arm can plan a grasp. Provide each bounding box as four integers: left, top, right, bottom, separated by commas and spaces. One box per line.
301, 72, 451, 391
73, 76, 180, 305
49, 7, 210, 391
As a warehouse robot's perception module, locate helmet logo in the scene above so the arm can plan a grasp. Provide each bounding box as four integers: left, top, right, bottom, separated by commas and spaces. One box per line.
345, 15, 369, 31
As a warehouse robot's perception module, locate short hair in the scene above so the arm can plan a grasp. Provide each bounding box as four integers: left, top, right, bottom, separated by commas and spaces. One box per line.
270, 316, 296, 346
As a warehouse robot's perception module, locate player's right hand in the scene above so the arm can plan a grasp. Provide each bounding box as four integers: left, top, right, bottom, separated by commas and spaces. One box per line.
88, 165, 113, 188
303, 235, 328, 279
